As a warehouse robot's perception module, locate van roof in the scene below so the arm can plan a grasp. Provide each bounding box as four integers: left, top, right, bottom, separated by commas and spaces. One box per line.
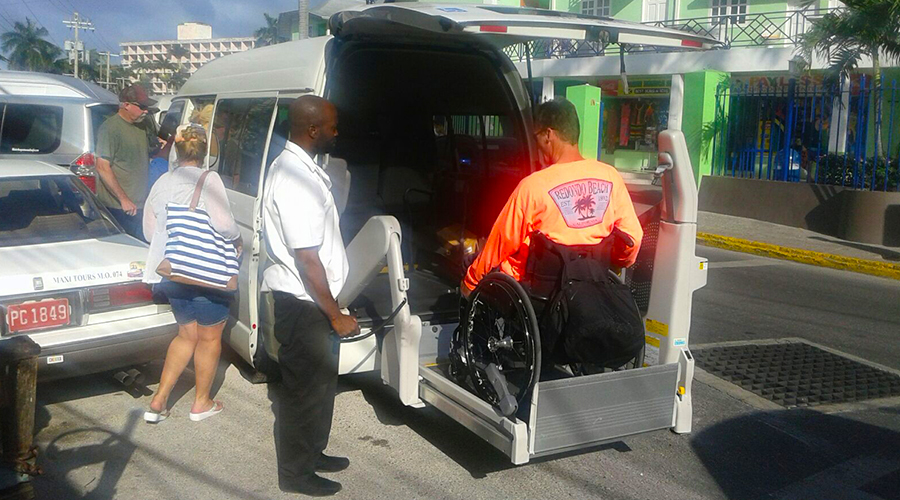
0, 71, 118, 102
178, 3, 718, 98
177, 36, 331, 97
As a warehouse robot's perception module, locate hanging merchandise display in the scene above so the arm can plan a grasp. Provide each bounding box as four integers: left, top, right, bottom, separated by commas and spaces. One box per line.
598, 78, 671, 155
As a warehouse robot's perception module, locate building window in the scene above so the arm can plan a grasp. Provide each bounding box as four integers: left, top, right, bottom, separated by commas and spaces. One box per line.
582, 0, 611, 18
711, 0, 748, 24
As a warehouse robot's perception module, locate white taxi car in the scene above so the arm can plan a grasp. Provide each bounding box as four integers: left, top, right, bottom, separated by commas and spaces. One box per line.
0, 160, 176, 380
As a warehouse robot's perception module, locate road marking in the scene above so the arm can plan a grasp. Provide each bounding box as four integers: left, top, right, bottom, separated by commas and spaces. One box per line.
698, 232, 900, 281
707, 259, 783, 269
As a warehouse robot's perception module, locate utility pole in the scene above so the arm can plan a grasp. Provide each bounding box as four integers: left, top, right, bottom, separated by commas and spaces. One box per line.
98, 51, 119, 90
298, 0, 308, 40
63, 12, 94, 79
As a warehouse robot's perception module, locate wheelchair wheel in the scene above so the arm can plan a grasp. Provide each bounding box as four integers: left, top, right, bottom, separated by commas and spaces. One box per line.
463, 272, 541, 412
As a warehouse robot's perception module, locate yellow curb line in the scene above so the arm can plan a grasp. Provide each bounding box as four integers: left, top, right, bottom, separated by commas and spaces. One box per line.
697, 232, 900, 281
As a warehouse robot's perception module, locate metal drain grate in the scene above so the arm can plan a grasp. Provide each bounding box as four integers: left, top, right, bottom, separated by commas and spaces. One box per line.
694, 342, 900, 408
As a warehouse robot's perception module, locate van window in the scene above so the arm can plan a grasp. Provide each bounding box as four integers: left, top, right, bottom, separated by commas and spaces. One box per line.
265, 99, 294, 169
159, 100, 186, 141
442, 115, 512, 138
0, 104, 64, 154
185, 97, 216, 127
211, 98, 276, 196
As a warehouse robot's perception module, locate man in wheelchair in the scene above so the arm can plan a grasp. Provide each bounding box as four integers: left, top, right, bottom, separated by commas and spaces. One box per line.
453, 99, 646, 415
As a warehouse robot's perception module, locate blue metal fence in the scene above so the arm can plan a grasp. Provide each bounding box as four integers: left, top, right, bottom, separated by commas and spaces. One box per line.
711, 76, 900, 191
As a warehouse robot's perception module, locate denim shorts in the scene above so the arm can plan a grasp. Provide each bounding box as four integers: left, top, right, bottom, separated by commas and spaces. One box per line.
153, 279, 233, 326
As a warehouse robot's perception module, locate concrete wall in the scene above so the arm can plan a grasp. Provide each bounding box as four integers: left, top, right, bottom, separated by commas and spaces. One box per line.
698, 176, 900, 247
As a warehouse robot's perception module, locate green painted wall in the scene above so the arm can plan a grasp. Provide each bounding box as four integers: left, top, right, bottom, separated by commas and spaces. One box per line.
422, 0, 521, 4
683, 70, 729, 185
679, 0, 833, 21
566, 84, 603, 159
562, 0, 640, 17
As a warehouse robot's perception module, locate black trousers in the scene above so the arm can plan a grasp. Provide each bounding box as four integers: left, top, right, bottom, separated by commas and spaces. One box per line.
272, 292, 340, 486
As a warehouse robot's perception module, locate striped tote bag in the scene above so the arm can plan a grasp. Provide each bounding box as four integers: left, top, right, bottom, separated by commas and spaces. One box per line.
155, 171, 240, 291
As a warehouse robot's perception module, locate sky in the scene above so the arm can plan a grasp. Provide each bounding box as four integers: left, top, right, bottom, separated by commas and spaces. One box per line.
0, 0, 328, 57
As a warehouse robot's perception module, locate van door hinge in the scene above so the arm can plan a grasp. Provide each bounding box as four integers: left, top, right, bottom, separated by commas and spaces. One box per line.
398, 278, 410, 292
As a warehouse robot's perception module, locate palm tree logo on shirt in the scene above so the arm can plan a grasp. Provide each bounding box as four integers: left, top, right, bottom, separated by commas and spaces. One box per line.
574, 195, 596, 221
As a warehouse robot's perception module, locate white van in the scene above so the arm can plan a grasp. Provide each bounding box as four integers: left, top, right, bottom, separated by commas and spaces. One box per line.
171, 3, 713, 464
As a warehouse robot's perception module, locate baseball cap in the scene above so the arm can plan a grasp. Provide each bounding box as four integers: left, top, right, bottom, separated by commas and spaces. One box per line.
119, 84, 157, 108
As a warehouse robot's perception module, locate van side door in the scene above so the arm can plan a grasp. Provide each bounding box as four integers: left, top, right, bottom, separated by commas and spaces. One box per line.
207, 93, 278, 363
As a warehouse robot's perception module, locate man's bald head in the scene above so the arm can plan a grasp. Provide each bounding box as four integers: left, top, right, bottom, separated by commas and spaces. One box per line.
289, 95, 339, 156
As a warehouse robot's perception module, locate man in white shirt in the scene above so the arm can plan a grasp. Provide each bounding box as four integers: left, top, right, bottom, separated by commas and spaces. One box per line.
262, 95, 358, 497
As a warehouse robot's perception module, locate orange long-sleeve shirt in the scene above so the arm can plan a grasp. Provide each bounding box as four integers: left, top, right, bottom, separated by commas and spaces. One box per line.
463, 159, 644, 292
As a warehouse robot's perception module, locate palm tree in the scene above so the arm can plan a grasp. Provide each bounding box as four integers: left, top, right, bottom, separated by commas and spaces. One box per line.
130, 59, 155, 88
109, 63, 136, 92
78, 49, 102, 82
109, 63, 135, 83
49, 56, 71, 76
798, 0, 900, 156
1, 18, 62, 72
169, 44, 189, 72
131, 59, 154, 77
167, 70, 189, 93
254, 13, 281, 47
154, 59, 178, 93
154, 59, 177, 76
573, 195, 596, 220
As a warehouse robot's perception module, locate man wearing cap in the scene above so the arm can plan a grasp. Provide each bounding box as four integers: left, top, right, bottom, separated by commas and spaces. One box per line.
95, 84, 157, 240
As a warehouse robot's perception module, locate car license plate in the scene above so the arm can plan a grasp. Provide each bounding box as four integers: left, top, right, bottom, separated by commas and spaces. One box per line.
5, 299, 70, 333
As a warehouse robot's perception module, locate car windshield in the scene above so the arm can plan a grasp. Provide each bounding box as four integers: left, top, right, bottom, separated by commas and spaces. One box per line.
0, 175, 120, 247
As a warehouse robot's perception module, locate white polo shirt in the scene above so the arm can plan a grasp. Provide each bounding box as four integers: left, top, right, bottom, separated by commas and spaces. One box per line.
261, 141, 348, 303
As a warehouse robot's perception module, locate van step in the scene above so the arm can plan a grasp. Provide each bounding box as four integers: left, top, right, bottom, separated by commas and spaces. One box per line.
533, 363, 678, 456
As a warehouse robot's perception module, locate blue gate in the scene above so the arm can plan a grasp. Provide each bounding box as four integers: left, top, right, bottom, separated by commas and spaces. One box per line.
711, 76, 900, 191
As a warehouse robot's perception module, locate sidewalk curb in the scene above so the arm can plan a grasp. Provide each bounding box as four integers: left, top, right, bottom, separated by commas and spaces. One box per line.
697, 232, 900, 281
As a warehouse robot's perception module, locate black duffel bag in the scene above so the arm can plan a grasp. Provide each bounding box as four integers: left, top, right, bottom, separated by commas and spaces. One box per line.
525, 232, 644, 367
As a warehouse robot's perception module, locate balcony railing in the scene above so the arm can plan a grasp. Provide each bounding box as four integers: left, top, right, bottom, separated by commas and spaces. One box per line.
506, 7, 843, 62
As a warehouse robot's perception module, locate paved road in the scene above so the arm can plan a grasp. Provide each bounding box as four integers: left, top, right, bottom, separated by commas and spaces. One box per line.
28, 247, 900, 500
694, 246, 900, 370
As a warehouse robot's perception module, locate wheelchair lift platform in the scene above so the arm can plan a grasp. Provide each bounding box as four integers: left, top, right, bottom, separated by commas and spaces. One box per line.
418, 360, 680, 464
336, 130, 707, 465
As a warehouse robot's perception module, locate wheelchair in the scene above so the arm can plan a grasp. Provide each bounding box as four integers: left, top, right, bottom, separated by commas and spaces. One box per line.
449, 229, 646, 417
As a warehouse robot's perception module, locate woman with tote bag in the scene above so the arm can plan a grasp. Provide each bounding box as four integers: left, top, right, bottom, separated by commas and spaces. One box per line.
141, 123, 242, 423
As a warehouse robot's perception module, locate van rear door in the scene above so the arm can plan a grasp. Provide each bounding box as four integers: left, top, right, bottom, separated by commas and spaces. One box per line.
329, 3, 718, 49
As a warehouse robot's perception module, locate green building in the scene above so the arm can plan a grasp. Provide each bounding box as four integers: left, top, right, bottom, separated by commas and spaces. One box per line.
275, 1, 896, 185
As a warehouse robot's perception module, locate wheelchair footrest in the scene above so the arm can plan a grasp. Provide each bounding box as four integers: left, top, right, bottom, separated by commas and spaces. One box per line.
532, 363, 678, 456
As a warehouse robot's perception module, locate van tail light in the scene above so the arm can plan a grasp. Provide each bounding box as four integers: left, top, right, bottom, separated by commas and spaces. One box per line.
89, 283, 154, 312
70, 152, 97, 192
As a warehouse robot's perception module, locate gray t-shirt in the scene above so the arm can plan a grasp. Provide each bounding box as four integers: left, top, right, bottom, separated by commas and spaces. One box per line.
96, 113, 150, 209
